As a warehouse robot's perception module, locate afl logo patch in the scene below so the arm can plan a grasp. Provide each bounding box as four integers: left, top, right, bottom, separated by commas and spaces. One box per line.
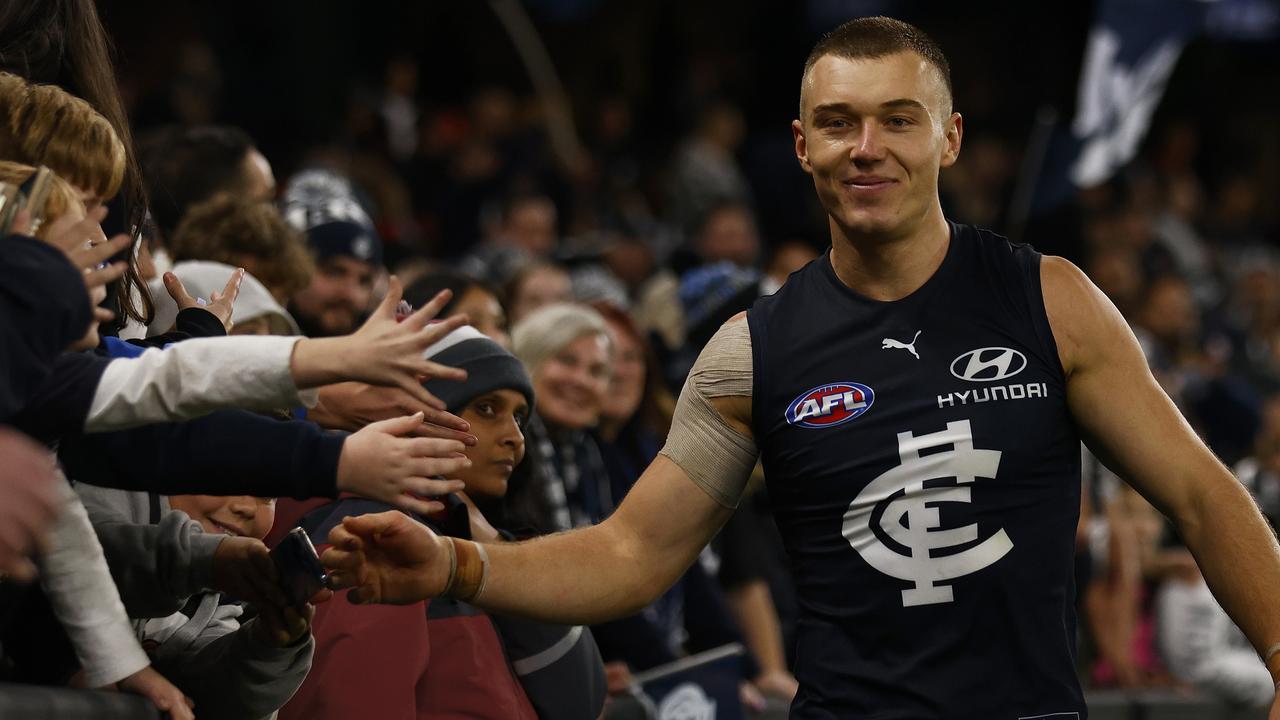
785, 382, 874, 428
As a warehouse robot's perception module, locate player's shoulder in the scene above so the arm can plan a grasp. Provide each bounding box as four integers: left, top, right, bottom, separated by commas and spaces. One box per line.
958, 222, 1040, 264
1039, 254, 1104, 312
1038, 254, 1128, 374
698, 313, 752, 366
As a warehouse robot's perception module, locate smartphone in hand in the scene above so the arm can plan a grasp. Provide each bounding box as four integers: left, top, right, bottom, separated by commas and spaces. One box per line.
0, 182, 21, 236
270, 527, 329, 606
17, 166, 55, 236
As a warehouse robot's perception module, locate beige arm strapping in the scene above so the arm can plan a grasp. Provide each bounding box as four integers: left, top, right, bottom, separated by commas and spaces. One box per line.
659, 319, 757, 508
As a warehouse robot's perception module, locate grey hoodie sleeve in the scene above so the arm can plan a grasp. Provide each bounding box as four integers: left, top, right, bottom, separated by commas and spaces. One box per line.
38, 479, 151, 687
488, 615, 607, 720
74, 483, 224, 618
142, 595, 314, 720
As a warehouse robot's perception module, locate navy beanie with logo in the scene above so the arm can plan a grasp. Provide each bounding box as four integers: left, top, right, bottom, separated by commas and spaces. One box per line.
281, 168, 384, 268
305, 220, 383, 268
422, 326, 534, 420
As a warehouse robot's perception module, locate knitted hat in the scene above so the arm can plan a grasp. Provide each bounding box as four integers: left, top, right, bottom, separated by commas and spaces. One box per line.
281, 168, 383, 268
422, 326, 534, 420
303, 220, 383, 268
146, 260, 300, 336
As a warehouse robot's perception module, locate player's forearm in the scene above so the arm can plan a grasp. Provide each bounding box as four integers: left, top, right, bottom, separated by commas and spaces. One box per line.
1174, 472, 1280, 681
475, 520, 690, 625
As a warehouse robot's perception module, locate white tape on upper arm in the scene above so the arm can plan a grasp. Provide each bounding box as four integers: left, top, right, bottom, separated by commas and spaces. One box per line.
659, 319, 757, 508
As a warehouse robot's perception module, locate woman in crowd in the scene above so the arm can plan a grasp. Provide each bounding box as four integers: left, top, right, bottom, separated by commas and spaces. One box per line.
282, 325, 606, 720
0, 0, 154, 328
508, 303, 615, 533
0, 71, 226, 350
506, 261, 574, 327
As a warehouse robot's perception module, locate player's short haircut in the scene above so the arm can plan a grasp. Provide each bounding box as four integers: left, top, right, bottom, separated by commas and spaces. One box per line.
801, 16, 952, 115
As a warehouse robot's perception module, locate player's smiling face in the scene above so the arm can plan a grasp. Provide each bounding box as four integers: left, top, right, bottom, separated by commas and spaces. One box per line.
793, 52, 961, 242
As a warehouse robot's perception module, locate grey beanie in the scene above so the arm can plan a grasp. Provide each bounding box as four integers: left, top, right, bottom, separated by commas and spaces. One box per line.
146, 260, 300, 336
422, 326, 534, 419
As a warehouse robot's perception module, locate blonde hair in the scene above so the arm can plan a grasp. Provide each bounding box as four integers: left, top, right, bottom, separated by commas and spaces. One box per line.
511, 303, 613, 375
0, 71, 126, 200
0, 160, 85, 238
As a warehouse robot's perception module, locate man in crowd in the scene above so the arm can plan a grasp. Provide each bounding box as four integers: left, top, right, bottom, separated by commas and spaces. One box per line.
282, 169, 383, 338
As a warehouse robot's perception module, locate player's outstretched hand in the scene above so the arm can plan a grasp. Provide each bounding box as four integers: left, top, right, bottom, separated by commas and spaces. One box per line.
336, 413, 468, 516
289, 277, 468, 406
309, 382, 476, 446
322, 510, 451, 605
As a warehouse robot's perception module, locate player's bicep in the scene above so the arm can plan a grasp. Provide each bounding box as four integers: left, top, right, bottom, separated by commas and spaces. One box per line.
1043, 257, 1223, 518
608, 454, 736, 573
605, 316, 756, 577
659, 315, 757, 508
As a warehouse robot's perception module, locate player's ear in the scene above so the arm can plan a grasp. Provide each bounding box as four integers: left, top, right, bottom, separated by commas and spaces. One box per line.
940, 112, 963, 169
793, 119, 813, 174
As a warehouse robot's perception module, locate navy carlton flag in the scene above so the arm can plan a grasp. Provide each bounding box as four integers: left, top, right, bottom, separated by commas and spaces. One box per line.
1030, 0, 1207, 214
635, 644, 746, 720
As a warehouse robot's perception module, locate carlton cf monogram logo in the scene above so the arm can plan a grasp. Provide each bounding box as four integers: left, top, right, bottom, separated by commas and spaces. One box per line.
656, 683, 716, 720
842, 420, 1013, 607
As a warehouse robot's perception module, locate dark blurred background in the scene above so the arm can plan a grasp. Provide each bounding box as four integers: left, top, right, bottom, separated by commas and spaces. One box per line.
96, 0, 1278, 263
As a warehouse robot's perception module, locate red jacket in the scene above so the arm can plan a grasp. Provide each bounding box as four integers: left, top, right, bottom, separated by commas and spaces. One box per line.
277, 499, 539, 720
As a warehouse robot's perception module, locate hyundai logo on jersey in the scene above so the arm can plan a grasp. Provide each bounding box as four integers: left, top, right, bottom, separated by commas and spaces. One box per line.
785, 382, 874, 428
949, 347, 1028, 382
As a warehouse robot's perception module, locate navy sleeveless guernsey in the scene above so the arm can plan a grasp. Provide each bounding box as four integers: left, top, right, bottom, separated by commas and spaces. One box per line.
747, 223, 1084, 719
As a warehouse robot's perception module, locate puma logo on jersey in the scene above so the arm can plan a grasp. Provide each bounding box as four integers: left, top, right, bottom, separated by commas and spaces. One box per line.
785, 382, 875, 428
842, 420, 1013, 607
881, 330, 922, 359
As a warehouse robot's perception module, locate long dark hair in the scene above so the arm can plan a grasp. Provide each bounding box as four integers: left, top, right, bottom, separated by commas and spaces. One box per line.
0, 0, 153, 326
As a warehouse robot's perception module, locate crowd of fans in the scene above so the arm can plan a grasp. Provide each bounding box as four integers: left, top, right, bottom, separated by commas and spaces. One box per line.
0, 1, 1278, 718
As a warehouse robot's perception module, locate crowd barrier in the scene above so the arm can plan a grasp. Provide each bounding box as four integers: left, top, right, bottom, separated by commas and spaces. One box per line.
1088, 690, 1265, 720
740, 691, 1273, 720
0, 681, 1268, 719
0, 683, 161, 719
